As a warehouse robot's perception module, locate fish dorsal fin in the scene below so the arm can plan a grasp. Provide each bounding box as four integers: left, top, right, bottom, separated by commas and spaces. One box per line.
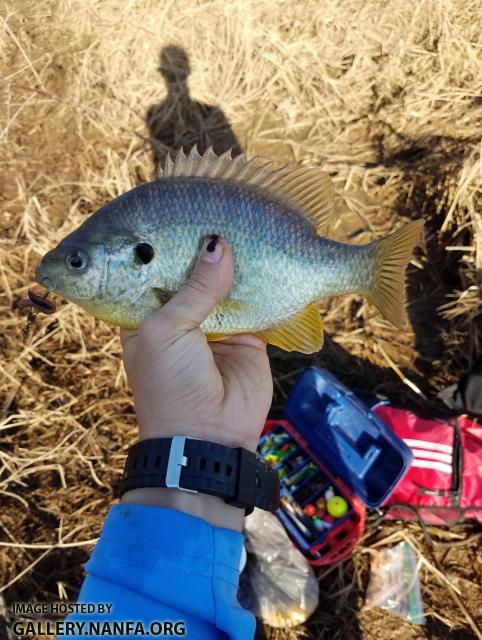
257, 304, 324, 354
157, 146, 336, 234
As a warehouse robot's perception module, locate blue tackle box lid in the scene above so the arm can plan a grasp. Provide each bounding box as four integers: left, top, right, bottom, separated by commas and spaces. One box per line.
284, 367, 413, 508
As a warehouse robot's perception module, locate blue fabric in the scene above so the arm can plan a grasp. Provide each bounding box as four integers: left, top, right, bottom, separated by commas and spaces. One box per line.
62, 504, 255, 639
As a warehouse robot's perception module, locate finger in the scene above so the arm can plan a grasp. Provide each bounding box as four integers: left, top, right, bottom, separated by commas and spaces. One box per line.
211, 337, 269, 373
119, 327, 137, 350
211, 338, 272, 404
157, 235, 234, 332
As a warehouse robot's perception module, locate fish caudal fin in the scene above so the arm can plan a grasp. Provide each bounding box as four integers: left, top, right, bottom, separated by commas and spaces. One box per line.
367, 219, 424, 327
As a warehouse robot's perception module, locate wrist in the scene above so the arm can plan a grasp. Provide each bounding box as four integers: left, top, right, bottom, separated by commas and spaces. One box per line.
120, 487, 244, 531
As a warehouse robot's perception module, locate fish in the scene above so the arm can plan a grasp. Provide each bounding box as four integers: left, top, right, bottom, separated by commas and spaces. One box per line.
35, 146, 424, 354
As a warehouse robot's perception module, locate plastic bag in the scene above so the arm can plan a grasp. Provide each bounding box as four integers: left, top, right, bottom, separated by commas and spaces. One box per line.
365, 540, 425, 624
237, 508, 319, 628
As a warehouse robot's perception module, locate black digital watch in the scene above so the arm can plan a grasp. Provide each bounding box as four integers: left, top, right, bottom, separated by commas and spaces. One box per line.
118, 436, 280, 515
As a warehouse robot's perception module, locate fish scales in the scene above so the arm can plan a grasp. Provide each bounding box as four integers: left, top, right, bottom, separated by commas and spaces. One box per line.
83, 178, 370, 332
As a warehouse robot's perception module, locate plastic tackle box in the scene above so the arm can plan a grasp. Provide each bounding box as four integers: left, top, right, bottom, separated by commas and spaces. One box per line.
258, 367, 413, 565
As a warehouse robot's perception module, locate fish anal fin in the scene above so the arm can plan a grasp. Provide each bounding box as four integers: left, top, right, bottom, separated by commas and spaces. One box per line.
157, 147, 336, 235
258, 304, 324, 354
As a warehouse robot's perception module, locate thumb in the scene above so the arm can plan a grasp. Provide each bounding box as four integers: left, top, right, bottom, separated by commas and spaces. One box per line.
160, 235, 234, 331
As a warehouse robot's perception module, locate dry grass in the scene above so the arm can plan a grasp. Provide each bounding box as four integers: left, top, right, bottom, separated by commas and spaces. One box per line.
1, 0, 481, 638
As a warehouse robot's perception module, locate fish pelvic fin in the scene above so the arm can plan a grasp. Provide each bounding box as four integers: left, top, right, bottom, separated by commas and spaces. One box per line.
257, 304, 324, 354
158, 146, 336, 235
206, 333, 232, 342
367, 219, 424, 327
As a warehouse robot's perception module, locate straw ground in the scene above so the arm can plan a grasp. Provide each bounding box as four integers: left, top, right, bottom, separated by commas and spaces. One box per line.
1, 1, 481, 638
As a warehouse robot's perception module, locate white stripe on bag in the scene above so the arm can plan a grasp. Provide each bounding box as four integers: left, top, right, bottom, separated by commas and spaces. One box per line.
403, 438, 453, 454
411, 459, 453, 474
411, 449, 453, 464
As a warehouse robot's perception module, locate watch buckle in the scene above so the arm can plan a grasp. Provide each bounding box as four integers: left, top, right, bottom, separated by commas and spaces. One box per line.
166, 435, 198, 493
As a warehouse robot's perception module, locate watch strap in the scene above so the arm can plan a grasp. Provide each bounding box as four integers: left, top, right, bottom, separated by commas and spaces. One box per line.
118, 436, 280, 514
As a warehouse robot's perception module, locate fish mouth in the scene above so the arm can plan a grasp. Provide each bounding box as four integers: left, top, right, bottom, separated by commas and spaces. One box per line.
35, 265, 56, 292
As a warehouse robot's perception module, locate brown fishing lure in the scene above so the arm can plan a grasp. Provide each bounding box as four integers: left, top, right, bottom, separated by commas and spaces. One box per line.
17, 290, 56, 338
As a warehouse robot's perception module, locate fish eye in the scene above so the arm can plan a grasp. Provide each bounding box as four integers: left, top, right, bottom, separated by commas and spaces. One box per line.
135, 242, 155, 265
66, 251, 88, 272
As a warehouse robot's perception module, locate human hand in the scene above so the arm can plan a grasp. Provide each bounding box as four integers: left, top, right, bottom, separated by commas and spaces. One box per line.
119, 236, 273, 528
120, 235, 273, 451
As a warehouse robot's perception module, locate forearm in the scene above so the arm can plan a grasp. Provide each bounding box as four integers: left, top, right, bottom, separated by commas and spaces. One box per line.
62, 503, 254, 639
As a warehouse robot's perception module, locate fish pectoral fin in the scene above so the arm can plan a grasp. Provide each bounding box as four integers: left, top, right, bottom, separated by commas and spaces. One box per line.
152, 288, 176, 305
258, 304, 324, 354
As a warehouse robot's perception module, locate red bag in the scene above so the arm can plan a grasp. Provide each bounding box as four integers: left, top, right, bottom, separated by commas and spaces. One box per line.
372, 404, 482, 525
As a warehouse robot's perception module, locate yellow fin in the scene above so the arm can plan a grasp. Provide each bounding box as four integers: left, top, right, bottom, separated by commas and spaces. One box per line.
367, 219, 424, 327
258, 304, 324, 354
157, 146, 336, 234
206, 333, 232, 342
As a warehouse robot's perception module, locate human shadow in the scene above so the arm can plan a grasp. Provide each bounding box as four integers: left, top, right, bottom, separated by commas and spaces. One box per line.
146, 46, 243, 168
268, 332, 431, 419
